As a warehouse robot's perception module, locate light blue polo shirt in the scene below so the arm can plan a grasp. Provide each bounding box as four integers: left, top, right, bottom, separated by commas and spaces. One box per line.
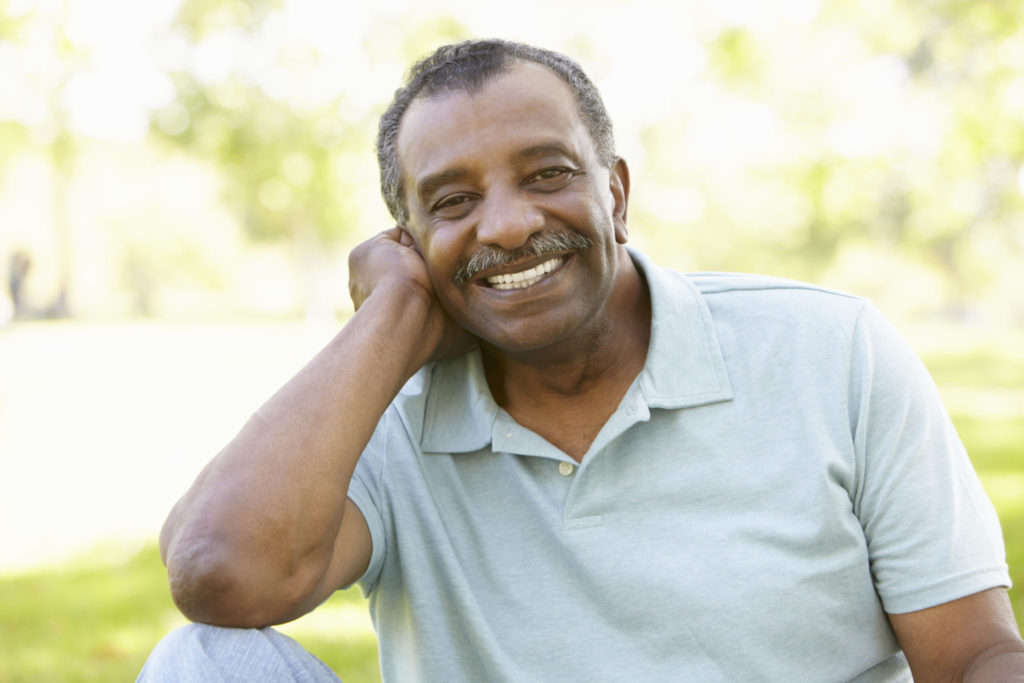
347, 249, 1008, 682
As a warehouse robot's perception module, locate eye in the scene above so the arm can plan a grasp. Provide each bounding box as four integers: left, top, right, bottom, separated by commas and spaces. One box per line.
526, 167, 578, 190
435, 195, 468, 209
432, 193, 475, 216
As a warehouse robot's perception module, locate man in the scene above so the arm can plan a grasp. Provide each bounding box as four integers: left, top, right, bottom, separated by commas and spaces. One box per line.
140, 39, 1023, 681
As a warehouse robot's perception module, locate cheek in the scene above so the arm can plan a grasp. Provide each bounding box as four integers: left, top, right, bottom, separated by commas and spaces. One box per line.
564, 183, 614, 228
421, 234, 464, 291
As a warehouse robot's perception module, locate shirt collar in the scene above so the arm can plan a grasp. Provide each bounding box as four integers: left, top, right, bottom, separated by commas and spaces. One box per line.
417, 247, 734, 453
630, 247, 734, 409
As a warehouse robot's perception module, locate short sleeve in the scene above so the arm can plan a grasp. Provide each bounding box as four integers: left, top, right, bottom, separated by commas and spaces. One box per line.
345, 411, 391, 596
848, 302, 1009, 614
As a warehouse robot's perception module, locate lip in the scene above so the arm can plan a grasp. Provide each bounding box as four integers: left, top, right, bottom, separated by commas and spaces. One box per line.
468, 254, 573, 304
473, 253, 572, 288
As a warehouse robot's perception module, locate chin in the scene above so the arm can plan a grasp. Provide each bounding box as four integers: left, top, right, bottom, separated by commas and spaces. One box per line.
474, 315, 588, 356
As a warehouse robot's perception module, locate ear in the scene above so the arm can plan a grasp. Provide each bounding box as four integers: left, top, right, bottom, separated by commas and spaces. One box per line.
609, 157, 630, 244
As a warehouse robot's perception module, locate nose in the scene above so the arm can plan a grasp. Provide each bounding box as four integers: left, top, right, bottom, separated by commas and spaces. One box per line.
475, 187, 544, 250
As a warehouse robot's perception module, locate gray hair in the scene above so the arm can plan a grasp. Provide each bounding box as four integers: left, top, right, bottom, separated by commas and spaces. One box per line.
376, 39, 617, 223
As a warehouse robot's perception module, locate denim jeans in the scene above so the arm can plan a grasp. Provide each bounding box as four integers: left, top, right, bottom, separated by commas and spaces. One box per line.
137, 623, 343, 682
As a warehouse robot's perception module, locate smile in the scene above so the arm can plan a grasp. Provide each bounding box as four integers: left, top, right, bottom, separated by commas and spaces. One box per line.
486, 257, 563, 290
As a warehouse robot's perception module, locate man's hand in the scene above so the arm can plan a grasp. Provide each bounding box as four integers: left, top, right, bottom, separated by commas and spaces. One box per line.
348, 226, 477, 363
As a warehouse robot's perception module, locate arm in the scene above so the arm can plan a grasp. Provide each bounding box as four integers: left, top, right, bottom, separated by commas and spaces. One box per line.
160, 227, 471, 628
889, 587, 1024, 682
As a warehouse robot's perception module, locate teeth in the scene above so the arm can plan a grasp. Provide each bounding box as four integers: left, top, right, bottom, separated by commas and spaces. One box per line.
487, 257, 561, 290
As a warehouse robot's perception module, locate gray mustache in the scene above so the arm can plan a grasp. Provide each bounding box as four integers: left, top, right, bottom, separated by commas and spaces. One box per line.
453, 232, 593, 285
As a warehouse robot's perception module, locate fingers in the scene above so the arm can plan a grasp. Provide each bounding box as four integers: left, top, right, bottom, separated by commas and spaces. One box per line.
397, 227, 415, 247
349, 226, 428, 311
380, 225, 418, 252
381, 225, 403, 241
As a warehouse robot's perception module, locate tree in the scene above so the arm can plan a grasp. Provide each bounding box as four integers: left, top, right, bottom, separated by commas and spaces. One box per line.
627, 0, 1024, 321
0, 0, 82, 316
150, 0, 467, 319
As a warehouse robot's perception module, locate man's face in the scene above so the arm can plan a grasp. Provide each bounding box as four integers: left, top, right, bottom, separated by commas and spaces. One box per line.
396, 61, 629, 354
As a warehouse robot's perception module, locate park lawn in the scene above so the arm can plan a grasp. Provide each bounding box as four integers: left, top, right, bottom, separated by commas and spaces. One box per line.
0, 338, 1020, 682
0, 544, 381, 683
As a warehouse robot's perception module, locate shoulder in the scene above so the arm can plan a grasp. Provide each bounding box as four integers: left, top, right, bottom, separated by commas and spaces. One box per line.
688, 271, 863, 305
654, 265, 869, 329
631, 249, 865, 316
696, 272, 867, 329
630, 249, 874, 363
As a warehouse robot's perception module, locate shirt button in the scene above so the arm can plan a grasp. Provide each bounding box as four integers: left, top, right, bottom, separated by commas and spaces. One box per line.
558, 461, 575, 476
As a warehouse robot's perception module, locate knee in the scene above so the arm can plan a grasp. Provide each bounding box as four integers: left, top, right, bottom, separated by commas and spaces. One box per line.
138, 623, 269, 682
165, 621, 264, 650
137, 623, 339, 683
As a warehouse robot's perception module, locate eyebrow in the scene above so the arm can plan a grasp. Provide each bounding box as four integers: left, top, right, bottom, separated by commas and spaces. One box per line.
513, 142, 582, 165
417, 167, 470, 204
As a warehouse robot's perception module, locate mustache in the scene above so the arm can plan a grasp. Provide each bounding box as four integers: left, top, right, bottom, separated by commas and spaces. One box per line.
452, 231, 593, 285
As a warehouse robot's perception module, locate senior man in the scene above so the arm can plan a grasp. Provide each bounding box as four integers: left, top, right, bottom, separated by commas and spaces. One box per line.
140, 39, 1023, 682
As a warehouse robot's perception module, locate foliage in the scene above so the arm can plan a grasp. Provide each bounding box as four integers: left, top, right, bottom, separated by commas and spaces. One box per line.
4, 0, 1024, 320
134, 1, 473, 316
0, 121, 28, 168
149, 1, 468, 247
628, 0, 1024, 322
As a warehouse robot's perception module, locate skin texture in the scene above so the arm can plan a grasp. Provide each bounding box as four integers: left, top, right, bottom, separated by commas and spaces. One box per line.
396, 62, 630, 356
394, 62, 650, 460
889, 587, 1024, 681
157, 56, 1024, 680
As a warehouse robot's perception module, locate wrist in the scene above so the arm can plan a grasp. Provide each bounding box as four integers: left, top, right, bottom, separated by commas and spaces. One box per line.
356, 283, 445, 375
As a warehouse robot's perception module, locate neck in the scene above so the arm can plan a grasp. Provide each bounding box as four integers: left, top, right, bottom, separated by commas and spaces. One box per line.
480, 249, 651, 458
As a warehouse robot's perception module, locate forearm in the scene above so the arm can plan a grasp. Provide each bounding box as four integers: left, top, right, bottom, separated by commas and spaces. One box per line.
161, 288, 437, 625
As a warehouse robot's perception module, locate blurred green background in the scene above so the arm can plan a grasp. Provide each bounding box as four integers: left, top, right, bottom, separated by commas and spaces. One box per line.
1, 0, 1022, 680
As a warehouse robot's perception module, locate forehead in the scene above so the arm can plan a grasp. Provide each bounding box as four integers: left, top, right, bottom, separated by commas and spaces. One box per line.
396, 62, 594, 196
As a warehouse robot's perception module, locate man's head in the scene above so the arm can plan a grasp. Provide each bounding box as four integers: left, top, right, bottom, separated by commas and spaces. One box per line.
383, 54, 631, 354
377, 39, 617, 224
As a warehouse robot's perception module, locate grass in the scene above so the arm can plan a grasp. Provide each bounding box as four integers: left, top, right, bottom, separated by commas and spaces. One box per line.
0, 545, 381, 682
0, 321, 1020, 681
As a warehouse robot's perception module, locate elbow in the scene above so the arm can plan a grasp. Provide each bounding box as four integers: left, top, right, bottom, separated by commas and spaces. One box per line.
166, 538, 255, 627
164, 538, 273, 627
165, 536, 327, 628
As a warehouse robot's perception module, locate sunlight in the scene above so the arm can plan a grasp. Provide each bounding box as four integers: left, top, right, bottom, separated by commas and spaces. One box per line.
1, 3, 1022, 680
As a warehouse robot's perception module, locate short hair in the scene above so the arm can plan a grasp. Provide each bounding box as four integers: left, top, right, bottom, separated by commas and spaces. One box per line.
376, 39, 617, 223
